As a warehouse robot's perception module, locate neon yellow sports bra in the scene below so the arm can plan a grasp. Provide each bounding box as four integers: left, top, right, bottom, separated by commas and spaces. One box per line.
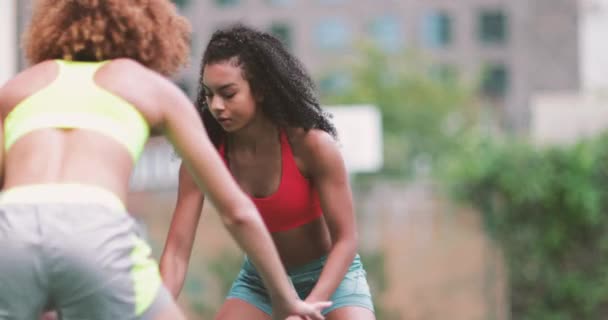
4, 59, 150, 162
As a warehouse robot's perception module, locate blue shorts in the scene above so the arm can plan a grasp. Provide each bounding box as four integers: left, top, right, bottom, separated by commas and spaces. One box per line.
226, 254, 375, 315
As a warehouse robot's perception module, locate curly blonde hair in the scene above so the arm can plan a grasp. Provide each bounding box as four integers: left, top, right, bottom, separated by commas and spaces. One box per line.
23, 0, 191, 76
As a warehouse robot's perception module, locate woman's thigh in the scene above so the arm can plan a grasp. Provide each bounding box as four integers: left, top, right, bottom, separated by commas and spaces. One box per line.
326, 306, 376, 320
215, 298, 271, 320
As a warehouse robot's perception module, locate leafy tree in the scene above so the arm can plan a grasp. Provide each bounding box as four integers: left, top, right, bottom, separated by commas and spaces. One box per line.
438, 133, 608, 319
319, 44, 478, 179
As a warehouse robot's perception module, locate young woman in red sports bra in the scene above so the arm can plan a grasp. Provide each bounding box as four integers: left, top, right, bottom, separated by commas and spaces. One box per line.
160, 24, 375, 320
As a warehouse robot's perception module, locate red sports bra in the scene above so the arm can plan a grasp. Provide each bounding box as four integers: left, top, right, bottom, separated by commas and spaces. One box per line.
219, 130, 323, 232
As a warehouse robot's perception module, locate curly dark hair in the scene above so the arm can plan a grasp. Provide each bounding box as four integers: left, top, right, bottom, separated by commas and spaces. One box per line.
196, 24, 337, 146
23, 0, 191, 76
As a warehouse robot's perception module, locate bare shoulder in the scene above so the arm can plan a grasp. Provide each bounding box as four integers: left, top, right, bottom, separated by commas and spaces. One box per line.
0, 60, 57, 114
286, 127, 341, 175
98, 58, 188, 129
100, 58, 166, 89
287, 127, 336, 151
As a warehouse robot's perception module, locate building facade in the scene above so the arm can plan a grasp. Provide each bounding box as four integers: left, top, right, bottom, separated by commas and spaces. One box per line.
12, 0, 582, 131
179, 0, 581, 131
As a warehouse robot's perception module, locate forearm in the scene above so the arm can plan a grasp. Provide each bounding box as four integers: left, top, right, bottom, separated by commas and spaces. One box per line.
307, 239, 357, 301
223, 207, 296, 304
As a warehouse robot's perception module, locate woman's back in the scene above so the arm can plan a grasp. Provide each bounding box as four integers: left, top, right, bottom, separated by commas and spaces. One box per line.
0, 59, 163, 201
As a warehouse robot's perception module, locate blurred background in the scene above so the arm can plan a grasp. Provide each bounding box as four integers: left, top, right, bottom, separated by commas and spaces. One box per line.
3, 0, 608, 319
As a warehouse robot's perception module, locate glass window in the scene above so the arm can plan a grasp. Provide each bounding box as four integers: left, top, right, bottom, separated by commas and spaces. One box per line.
318, 0, 347, 4
314, 18, 351, 50
171, 0, 189, 8
369, 15, 403, 52
479, 10, 508, 44
422, 10, 452, 48
319, 72, 352, 95
481, 64, 509, 97
215, 0, 240, 8
269, 22, 293, 49
266, 0, 293, 6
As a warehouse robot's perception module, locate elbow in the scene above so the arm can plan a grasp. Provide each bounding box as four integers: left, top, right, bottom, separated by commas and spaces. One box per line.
334, 232, 359, 257
159, 247, 173, 274
159, 248, 180, 276
221, 200, 261, 229
160, 240, 190, 272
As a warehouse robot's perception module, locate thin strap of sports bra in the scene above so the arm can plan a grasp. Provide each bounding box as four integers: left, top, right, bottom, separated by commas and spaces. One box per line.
54, 59, 110, 87
218, 139, 227, 164
278, 129, 301, 175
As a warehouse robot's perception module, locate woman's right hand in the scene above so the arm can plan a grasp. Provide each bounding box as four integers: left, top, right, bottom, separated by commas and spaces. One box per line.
272, 298, 332, 320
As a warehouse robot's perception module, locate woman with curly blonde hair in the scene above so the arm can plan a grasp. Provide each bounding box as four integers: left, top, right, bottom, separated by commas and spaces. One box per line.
0, 1, 330, 319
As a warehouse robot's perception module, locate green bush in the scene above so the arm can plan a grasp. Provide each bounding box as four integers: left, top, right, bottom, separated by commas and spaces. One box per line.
438, 133, 608, 319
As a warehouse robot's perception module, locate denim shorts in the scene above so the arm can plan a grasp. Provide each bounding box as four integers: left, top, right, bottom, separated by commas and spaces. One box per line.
226, 254, 375, 315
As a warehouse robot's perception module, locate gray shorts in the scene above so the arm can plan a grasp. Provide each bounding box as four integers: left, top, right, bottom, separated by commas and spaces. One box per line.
0, 203, 171, 320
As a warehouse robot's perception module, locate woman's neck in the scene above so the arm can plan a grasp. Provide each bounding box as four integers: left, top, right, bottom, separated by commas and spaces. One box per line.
229, 114, 279, 151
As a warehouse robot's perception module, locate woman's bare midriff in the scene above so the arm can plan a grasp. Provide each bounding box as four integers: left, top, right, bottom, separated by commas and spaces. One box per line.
271, 216, 333, 269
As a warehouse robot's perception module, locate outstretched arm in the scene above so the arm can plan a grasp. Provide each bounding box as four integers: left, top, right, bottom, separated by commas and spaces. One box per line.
160, 163, 204, 297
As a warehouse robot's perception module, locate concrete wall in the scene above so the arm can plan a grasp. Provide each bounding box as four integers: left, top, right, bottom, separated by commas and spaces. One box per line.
531, 92, 608, 145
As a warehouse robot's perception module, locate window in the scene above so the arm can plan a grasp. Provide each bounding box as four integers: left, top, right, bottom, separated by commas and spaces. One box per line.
422, 10, 452, 48
319, 0, 348, 4
369, 15, 403, 52
314, 18, 351, 50
318, 72, 352, 95
266, 0, 293, 6
215, 0, 240, 8
171, 0, 189, 8
269, 22, 293, 49
481, 64, 509, 97
479, 10, 508, 44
